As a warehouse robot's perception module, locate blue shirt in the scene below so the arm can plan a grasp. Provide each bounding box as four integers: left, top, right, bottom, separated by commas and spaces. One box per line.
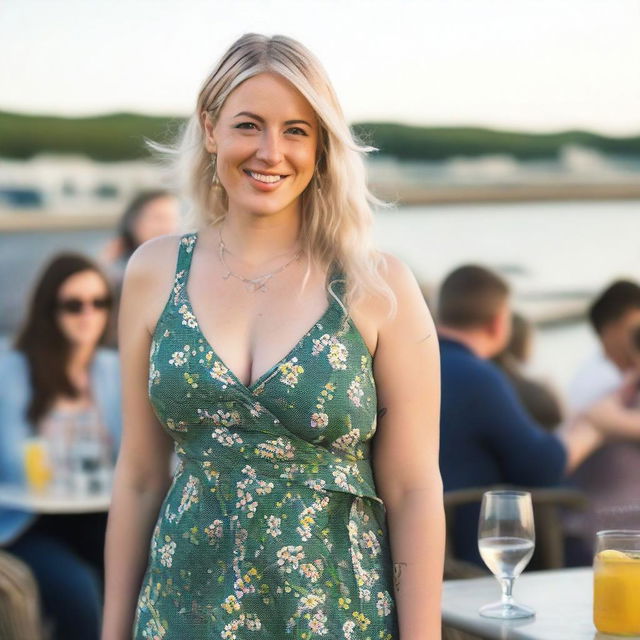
0, 348, 122, 545
439, 337, 567, 565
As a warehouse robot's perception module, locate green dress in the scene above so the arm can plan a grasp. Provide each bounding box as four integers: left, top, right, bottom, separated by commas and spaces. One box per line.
133, 232, 399, 639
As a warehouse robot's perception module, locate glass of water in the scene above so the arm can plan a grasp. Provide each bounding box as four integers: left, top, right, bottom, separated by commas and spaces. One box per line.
478, 490, 536, 619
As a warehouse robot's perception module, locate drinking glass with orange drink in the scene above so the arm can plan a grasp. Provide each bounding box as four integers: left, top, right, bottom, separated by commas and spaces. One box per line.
593, 530, 640, 636
23, 437, 53, 492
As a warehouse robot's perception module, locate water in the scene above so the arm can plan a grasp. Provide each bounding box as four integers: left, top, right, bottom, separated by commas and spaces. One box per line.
372, 199, 640, 391
373, 199, 640, 292
1, 199, 638, 393
478, 536, 535, 578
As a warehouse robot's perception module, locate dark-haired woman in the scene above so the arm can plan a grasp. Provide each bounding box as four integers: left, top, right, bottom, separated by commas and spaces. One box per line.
100, 190, 181, 346
493, 312, 563, 431
0, 253, 122, 640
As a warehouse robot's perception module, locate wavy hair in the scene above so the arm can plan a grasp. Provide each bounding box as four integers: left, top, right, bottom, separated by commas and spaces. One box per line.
146, 33, 396, 314
14, 254, 113, 427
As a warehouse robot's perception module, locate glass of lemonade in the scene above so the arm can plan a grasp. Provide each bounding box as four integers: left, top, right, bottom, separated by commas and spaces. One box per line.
594, 530, 640, 635
23, 437, 52, 492
478, 490, 536, 619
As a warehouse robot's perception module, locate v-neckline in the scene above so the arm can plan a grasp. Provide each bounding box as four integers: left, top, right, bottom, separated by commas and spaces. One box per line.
182, 232, 342, 394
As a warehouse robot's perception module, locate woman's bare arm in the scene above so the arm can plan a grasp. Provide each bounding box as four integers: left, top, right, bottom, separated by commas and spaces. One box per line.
101, 236, 180, 640
369, 256, 444, 640
583, 391, 640, 440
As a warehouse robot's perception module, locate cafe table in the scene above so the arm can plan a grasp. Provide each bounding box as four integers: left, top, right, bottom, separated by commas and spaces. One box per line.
442, 566, 628, 639
0, 483, 111, 513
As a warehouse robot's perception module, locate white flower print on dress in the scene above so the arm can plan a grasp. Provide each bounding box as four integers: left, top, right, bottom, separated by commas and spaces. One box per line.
266, 515, 282, 538
331, 428, 361, 454
362, 530, 382, 557
312, 334, 348, 370
342, 620, 356, 639
298, 591, 326, 612
376, 591, 392, 616
209, 360, 236, 388
211, 426, 243, 446
278, 357, 304, 387
310, 411, 329, 429
169, 347, 189, 367
159, 537, 176, 567
204, 519, 224, 540
308, 610, 329, 635
255, 437, 295, 460
177, 304, 198, 329
276, 545, 305, 572
347, 376, 364, 407
177, 475, 201, 517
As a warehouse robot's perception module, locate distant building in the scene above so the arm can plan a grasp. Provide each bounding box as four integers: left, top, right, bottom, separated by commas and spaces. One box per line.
0, 154, 170, 215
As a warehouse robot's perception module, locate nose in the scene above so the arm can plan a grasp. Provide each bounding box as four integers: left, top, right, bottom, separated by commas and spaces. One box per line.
255, 129, 283, 165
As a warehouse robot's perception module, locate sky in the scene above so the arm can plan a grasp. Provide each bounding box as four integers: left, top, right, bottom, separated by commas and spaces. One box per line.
1, 0, 639, 135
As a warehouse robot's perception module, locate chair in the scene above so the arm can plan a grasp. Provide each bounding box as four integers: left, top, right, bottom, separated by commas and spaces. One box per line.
0, 550, 48, 640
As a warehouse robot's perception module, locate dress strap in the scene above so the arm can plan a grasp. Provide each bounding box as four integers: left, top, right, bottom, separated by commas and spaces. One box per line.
176, 232, 198, 279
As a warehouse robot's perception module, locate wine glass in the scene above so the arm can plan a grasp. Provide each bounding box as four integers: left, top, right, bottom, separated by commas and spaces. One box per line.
477, 489, 536, 619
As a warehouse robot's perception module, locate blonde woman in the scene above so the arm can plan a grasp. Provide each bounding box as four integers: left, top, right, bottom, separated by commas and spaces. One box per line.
102, 34, 444, 639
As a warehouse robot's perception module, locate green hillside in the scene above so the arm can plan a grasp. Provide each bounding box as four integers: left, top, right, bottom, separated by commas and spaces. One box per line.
1, 110, 639, 162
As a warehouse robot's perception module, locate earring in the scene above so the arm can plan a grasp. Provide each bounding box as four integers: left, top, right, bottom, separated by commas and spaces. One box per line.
210, 153, 221, 189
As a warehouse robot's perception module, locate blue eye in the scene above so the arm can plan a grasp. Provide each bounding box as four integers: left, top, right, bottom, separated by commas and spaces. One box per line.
286, 127, 308, 136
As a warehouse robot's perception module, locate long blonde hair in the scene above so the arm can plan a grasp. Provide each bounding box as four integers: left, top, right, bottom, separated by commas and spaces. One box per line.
146, 33, 395, 314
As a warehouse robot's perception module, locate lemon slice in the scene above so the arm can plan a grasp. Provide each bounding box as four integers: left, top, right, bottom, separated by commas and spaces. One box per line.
598, 549, 630, 561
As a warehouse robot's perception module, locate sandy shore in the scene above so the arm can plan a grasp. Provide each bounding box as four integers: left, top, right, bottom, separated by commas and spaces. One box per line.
2, 182, 639, 233
373, 182, 640, 206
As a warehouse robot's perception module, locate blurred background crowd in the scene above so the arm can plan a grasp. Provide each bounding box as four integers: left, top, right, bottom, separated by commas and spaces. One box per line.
1, 0, 639, 638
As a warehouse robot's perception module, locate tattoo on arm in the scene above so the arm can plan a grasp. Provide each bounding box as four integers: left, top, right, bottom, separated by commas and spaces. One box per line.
393, 562, 407, 592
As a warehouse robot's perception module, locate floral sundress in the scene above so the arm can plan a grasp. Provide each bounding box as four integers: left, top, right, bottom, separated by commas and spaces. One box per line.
133, 232, 399, 639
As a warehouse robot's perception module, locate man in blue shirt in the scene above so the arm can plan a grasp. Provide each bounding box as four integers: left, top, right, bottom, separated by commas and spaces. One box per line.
437, 265, 600, 565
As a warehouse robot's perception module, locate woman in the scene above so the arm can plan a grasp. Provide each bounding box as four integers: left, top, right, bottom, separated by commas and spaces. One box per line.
493, 312, 563, 430
100, 190, 182, 347
103, 34, 444, 639
0, 253, 122, 639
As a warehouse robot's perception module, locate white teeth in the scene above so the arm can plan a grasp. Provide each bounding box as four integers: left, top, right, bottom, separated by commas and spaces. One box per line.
248, 170, 283, 184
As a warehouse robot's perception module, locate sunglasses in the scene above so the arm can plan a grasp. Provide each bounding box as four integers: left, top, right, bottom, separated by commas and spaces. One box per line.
56, 296, 112, 314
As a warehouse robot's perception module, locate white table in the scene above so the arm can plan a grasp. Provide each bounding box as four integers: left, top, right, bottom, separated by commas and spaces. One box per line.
0, 484, 111, 513
442, 567, 629, 639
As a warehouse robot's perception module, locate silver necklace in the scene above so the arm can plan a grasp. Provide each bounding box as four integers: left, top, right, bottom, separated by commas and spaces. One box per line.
217, 227, 302, 293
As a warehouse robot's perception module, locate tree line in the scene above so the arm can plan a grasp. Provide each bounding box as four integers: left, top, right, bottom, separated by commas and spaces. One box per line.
1, 110, 639, 162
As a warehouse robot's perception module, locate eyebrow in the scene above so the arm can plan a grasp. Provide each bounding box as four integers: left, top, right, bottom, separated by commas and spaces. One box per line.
233, 111, 313, 128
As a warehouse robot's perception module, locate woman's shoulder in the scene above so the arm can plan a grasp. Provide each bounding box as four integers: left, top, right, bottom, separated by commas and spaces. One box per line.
126, 232, 187, 277
377, 251, 418, 287
368, 251, 431, 318
120, 232, 191, 303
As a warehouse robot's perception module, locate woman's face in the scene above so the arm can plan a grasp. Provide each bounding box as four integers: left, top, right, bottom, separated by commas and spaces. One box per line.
203, 72, 319, 219
133, 195, 181, 246
55, 270, 111, 348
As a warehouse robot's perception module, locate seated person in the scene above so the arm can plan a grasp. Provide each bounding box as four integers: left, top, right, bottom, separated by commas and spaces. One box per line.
437, 265, 600, 566
569, 281, 640, 410
565, 283, 640, 563
99, 189, 181, 347
0, 253, 122, 640
493, 312, 563, 431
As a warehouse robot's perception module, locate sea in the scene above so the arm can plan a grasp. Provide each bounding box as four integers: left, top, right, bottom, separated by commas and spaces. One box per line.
2, 198, 639, 398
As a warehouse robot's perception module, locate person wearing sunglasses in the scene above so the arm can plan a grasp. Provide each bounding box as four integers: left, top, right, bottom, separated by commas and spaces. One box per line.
0, 253, 122, 640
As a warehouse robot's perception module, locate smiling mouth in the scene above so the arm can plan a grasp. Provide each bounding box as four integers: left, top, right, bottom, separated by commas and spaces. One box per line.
244, 169, 288, 184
